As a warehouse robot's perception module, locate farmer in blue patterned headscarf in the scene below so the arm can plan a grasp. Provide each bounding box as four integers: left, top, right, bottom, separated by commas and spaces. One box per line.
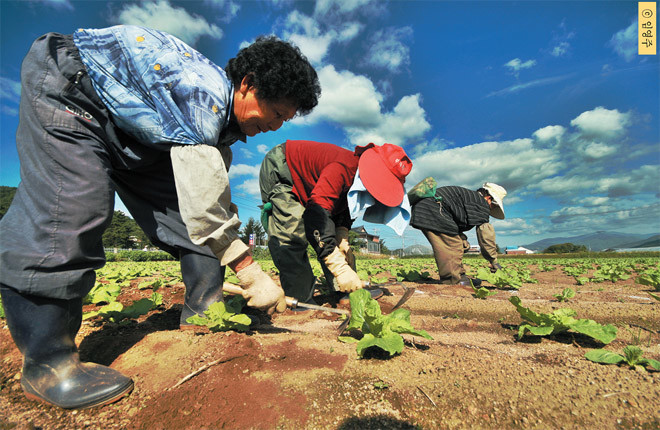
0, 25, 320, 410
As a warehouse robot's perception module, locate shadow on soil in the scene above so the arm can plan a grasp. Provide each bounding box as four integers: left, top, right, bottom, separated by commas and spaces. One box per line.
338, 415, 420, 429
78, 306, 181, 365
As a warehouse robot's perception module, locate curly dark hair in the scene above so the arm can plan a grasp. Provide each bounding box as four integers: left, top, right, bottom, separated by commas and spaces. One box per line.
225, 35, 321, 116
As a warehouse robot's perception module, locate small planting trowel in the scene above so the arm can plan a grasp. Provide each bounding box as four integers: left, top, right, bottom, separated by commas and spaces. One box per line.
222, 282, 350, 315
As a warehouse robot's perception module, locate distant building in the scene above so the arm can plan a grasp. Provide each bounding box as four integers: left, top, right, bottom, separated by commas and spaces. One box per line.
505, 246, 534, 255
466, 245, 480, 254
351, 226, 380, 254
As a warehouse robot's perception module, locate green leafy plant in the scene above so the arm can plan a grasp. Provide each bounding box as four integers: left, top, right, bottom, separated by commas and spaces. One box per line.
185, 296, 252, 332
636, 272, 660, 291
553, 288, 575, 302
373, 381, 389, 390
585, 346, 660, 370
476, 267, 522, 289
472, 285, 497, 299
84, 281, 122, 305
83, 292, 162, 322
509, 296, 617, 344
339, 289, 432, 358
649, 292, 660, 302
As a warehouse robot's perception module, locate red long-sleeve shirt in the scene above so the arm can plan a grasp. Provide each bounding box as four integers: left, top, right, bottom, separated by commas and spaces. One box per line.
285, 140, 359, 216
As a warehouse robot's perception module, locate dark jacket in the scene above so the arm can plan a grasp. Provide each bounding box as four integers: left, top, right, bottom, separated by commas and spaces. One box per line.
410, 186, 490, 235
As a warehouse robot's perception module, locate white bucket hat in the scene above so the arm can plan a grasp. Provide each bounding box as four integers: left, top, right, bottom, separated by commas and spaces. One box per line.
482, 182, 506, 219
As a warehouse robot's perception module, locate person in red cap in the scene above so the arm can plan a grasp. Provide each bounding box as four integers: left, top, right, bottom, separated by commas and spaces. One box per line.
259, 140, 412, 306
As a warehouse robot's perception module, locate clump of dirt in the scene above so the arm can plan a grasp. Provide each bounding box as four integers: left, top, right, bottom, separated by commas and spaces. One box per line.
1, 263, 659, 429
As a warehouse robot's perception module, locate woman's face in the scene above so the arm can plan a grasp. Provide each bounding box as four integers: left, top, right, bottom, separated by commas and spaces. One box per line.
233, 76, 297, 137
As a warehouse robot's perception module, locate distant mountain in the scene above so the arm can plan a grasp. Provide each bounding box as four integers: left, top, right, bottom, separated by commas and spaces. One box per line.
618, 234, 660, 249
522, 231, 655, 252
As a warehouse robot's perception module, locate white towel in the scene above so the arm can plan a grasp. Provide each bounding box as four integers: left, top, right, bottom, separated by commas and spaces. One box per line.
347, 168, 411, 236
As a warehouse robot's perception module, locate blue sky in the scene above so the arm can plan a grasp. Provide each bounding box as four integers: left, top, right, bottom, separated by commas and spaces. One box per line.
1, 0, 658, 251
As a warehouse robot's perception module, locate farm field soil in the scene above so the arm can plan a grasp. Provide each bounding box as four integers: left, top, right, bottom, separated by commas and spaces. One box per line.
1, 264, 659, 429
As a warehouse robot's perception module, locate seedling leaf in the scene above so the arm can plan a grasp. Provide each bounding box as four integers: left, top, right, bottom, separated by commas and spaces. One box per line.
585, 349, 625, 365
343, 289, 432, 358
509, 296, 617, 344
185, 296, 251, 332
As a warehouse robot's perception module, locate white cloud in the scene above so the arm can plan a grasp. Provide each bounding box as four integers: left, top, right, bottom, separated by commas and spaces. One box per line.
594, 165, 660, 197
491, 217, 538, 236
504, 58, 536, 77
570, 106, 631, 137
548, 201, 660, 232
609, 21, 637, 62
314, 0, 375, 16
486, 73, 572, 97
364, 26, 413, 73
228, 163, 260, 179
0, 77, 21, 104
235, 178, 261, 196
282, 11, 363, 65
579, 141, 617, 160
582, 196, 609, 207
533, 164, 659, 201
297, 65, 383, 127
256, 144, 269, 154
203, 0, 240, 22
296, 65, 430, 146
115, 0, 223, 46
551, 41, 570, 57
533, 125, 565, 142
1, 105, 18, 117
37, 0, 73, 10
408, 138, 561, 192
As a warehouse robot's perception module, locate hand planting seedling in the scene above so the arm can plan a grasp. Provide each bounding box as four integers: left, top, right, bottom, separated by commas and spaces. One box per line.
339, 289, 432, 358
585, 345, 660, 371
509, 296, 617, 344
553, 288, 575, 302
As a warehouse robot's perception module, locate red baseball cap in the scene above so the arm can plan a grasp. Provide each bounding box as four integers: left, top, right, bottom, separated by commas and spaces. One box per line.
356, 143, 413, 207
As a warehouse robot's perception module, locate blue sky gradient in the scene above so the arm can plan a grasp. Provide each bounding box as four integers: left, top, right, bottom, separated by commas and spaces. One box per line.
1, 0, 658, 250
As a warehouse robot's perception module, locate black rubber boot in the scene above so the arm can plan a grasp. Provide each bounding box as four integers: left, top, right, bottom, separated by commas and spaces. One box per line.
0, 285, 133, 409
179, 251, 225, 328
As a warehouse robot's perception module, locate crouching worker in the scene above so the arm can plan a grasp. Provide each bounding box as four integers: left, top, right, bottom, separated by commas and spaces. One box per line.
259, 140, 412, 307
408, 180, 507, 286
0, 26, 320, 409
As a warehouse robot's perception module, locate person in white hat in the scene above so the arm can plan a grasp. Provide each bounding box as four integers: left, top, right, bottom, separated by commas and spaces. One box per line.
408, 180, 507, 286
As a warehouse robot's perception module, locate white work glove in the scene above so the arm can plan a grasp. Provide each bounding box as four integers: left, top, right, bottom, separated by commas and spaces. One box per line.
323, 247, 362, 293
235, 262, 287, 314
335, 227, 356, 271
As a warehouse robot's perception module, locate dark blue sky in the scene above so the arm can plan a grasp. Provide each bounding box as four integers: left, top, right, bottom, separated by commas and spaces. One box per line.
1, 0, 658, 248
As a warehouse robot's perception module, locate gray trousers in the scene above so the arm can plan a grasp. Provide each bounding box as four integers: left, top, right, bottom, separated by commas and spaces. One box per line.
422, 230, 470, 284
0, 33, 217, 300
259, 144, 324, 302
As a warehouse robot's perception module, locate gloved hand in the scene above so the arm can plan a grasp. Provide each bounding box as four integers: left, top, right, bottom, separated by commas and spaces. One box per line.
335, 227, 356, 271
324, 247, 362, 292
490, 262, 503, 273
235, 262, 287, 314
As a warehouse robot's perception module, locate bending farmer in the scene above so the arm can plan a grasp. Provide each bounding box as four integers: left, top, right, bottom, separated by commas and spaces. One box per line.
259, 140, 412, 305
0, 25, 320, 409
409, 180, 507, 286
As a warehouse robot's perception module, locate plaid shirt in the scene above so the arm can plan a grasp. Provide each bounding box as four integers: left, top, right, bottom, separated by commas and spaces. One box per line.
73, 25, 243, 148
